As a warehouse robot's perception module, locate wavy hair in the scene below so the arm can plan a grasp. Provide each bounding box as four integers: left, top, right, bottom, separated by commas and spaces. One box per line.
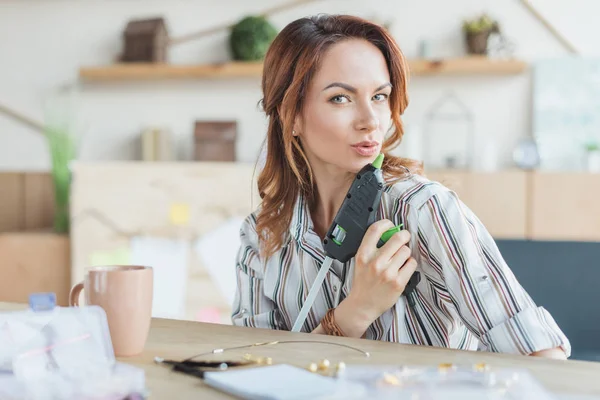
256, 14, 423, 259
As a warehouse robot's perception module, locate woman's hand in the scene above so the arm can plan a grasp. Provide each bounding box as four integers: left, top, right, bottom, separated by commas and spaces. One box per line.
333, 219, 418, 337
531, 347, 567, 359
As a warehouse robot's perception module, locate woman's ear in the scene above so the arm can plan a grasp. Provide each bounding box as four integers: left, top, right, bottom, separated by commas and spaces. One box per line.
293, 116, 302, 137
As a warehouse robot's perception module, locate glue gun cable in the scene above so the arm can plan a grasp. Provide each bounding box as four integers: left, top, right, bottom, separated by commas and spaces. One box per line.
291, 256, 334, 332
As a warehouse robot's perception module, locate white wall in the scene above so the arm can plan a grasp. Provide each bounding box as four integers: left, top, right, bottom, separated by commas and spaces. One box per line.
1, 0, 598, 171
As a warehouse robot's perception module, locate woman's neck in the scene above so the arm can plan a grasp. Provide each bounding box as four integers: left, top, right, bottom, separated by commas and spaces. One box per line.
309, 166, 355, 240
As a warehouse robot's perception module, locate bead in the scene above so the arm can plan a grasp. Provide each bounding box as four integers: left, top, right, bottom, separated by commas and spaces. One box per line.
318, 359, 330, 371
265, 357, 273, 365
382, 372, 401, 386
243, 353, 253, 361
307, 363, 318, 373
438, 363, 456, 372
473, 362, 490, 372
334, 362, 346, 377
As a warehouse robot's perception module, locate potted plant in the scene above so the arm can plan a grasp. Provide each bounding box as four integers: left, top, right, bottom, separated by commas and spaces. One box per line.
45, 124, 77, 233
584, 141, 600, 172
462, 14, 500, 55
229, 15, 278, 61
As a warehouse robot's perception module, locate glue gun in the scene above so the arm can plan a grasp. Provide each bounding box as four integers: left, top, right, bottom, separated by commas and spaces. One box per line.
291, 154, 421, 332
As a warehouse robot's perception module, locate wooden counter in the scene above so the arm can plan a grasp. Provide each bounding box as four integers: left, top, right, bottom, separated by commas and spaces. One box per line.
2, 302, 599, 399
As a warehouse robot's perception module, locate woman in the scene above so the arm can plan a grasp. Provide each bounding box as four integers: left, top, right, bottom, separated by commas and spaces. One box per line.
232, 14, 570, 359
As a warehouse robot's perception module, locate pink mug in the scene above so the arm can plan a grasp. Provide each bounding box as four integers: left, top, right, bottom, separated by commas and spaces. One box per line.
70, 265, 153, 357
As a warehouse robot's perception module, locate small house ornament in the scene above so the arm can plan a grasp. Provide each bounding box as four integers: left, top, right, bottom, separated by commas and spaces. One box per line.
121, 17, 169, 63
422, 91, 475, 170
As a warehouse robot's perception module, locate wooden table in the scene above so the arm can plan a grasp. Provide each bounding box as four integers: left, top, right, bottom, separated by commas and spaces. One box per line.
2, 302, 600, 398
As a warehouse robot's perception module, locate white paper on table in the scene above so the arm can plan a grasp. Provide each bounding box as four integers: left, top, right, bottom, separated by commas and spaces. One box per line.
130, 236, 188, 319
203, 364, 365, 400
193, 217, 245, 306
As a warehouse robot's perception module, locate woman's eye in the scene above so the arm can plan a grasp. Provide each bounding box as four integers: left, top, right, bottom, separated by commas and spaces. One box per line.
330, 95, 350, 104
373, 93, 389, 102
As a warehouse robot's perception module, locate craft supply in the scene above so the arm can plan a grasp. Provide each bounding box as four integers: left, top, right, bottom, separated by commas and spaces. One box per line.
334, 362, 346, 377
177, 339, 370, 362
154, 356, 255, 381
292, 154, 421, 332
318, 359, 330, 371
0, 305, 147, 399
473, 362, 490, 372
438, 362, 457, 372
335, 364, 555, 399
381, 372, 401, 386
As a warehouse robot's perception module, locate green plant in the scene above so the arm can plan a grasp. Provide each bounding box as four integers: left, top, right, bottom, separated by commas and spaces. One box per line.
462, 14, 500, 34
229, 15, 278, 61
45, 123, 77, 234
584, 141, 600, 152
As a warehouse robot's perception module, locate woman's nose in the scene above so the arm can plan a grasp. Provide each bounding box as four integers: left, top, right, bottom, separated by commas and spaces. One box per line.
354, 111, 379, 133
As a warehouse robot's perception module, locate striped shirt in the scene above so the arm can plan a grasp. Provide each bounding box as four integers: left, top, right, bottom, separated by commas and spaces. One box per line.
232, 173, 571, 357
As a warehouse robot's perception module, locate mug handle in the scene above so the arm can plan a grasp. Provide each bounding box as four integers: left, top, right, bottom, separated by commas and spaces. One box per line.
69, 282, 84, 306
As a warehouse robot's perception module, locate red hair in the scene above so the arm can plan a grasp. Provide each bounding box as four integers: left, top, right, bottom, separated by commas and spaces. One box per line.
256, 14, 422, 259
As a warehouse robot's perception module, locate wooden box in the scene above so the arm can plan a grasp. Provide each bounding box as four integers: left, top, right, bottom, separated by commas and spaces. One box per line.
0, 232, 71, 306
194, 121, 237, 162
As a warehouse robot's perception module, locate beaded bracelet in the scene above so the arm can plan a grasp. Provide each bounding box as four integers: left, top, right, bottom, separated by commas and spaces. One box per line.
321, 308, 346, 336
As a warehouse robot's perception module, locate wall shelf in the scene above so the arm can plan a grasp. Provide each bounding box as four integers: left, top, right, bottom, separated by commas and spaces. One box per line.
78, 57, 528, 81
409, 57, 527, 76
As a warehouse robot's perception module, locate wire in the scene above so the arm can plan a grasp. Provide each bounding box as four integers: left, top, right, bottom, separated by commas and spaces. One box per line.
179, 339, 370, 363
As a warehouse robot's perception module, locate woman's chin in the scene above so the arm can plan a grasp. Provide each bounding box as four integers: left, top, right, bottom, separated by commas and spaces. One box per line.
346, 156, 378, 174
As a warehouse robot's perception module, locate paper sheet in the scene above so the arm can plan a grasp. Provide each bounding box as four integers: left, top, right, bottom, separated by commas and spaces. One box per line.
169, 203, 190, 226
130, 236, 188, 319
89, 247, 131, 266
194, 217, 245, 306
203, 364, 363, 400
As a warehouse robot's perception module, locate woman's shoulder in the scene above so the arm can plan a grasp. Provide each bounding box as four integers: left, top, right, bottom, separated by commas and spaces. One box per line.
384, 172, 457, 211
238, 208, 261, 247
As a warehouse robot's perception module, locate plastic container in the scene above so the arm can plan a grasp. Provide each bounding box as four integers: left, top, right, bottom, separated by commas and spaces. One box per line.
0, 303, 146, 399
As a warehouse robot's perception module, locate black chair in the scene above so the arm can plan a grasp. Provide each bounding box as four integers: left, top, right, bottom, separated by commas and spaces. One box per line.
496, 239, 600, 362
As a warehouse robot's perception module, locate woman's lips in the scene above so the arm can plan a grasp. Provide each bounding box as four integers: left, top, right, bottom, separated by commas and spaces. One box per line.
351, 142, 380, 156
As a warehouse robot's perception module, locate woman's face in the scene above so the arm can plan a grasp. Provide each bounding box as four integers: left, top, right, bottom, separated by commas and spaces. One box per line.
295, 38, 393, 174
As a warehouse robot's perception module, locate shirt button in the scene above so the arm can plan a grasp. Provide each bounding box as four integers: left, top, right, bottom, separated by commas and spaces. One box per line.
333, 285, 338, 292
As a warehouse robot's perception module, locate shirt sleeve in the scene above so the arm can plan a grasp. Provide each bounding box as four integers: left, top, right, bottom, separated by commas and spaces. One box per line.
416, 188, 571, 357
231, 215, 281, 330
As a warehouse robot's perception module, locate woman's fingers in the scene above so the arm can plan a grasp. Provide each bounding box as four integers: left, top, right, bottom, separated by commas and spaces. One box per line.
356, 219, 395, 264
377, 229, 411, 263
395, 257, 418, 291
383, 244, 411, 281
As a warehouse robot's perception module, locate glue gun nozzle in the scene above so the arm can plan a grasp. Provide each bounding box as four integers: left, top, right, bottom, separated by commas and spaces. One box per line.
372, 153, 384, 169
